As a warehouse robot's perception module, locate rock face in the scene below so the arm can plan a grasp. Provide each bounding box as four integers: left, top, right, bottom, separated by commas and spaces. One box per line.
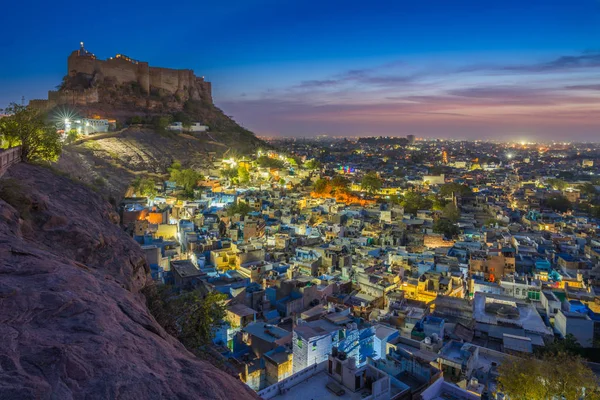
0, 163, 258, 400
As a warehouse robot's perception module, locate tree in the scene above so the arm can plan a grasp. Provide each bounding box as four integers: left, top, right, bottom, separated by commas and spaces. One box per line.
331, 175, 350, 191
220, 166, 238, 181
237, 165, 250, 184
579, 182, 597, 196
402, 191, 433, 214
177, 291, 227, 349
168, 160, 182, 172
433, 219, 459, 238
497, 352, 599, 400
432, 197, 449, 211
132, 177, 158, 199
547, 178, 568, 190
314, 178, 328, 194
171, 168, 203, 192
64, 129, 79, 145
439, 182, 472, 198
152, 115, 172, 133
172, 111, 192, 129
539, 334, 582, 356
544, 194, 572, 212
361, 171, 382, 195
227, 201, 252, 216
286, 157, 298, 167
389, 194, 404, 205
129, 115, 143, 124
442, 203, 460, 222
0, 103, 62, 162
144, 285, 227, 351
304, 159, 321, 170
256, 155, 284, 169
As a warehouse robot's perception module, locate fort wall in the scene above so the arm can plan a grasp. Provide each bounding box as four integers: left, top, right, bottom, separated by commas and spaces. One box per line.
66, 50, 211, 102
30, 46, 212, 111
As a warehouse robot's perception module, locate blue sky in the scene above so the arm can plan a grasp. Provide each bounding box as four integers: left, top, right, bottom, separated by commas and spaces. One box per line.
1, 0, 599, 139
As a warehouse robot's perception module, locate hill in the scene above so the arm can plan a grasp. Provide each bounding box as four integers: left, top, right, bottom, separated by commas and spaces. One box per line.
28, 44, 266, 197
57, 125, 262, 198
0, 163, 258, 399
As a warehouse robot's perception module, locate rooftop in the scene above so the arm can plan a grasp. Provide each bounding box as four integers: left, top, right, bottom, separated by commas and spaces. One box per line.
269, 370, 369, 400
227, 303, 257, 318
170, 260, 202, 277
244, 322, 291, 343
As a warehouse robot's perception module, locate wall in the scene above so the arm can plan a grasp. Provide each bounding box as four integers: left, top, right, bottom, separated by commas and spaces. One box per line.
0, 146, 22, 177
67, 50, 212, 102
292, 330, 334, 373
258, 361, 326, 400
68, 52, 150, 93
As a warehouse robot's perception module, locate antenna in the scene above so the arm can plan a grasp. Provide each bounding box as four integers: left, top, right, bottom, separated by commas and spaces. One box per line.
21, 96, 25, 106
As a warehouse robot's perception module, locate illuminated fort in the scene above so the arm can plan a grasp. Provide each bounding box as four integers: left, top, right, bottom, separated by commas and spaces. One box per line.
30, 42, 212, 109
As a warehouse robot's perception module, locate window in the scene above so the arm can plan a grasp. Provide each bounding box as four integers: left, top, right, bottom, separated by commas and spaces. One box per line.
297, 339, 303, 349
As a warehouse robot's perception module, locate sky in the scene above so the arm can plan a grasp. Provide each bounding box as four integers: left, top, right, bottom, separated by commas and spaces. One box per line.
1, 0, 599, 140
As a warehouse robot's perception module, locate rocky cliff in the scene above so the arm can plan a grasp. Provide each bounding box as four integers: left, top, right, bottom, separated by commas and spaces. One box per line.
0, 163, 258, 400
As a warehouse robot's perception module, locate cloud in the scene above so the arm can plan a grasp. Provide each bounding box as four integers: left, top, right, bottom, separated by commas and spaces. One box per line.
458, 52, 600, 75
218, 51, 600, 140
293, 79, 340, 89
564, 84, 600, 91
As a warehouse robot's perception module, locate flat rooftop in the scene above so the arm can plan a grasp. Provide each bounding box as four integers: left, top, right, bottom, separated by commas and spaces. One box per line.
270, 370, 368, 400
170, 260, 202, 277
473, 293, 552, 336
244, 322, 291, 343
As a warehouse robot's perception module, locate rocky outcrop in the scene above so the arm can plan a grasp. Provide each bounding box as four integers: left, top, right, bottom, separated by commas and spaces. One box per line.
0, 163, 258, 400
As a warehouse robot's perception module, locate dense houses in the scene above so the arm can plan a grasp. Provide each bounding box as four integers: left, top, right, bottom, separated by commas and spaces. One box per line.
122, 138, 600, 399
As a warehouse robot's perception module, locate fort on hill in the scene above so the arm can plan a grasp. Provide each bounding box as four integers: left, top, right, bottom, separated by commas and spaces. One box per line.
30, 42, 212, 111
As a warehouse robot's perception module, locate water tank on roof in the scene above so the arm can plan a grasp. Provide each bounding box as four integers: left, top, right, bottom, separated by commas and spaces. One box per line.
347, 357, 356, 369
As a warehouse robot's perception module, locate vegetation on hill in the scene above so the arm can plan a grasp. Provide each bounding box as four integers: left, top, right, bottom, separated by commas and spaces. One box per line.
0, 103, 62, 162
145, 285, 227, 351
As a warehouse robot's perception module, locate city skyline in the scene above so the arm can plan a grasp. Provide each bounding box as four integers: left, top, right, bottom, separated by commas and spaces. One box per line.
1, 0, 599, 140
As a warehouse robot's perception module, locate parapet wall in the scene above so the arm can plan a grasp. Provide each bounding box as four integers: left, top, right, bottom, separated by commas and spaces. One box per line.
0, 146, 22, 177
68, 52, 150, 93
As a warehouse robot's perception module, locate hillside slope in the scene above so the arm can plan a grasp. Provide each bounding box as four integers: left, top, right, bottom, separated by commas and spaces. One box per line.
0, 163, 258, 400
56, 126, 260, 198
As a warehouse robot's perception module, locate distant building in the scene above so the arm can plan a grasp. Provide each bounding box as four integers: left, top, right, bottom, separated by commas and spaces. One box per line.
423, 174, 445, 185
167, 121, 209, 132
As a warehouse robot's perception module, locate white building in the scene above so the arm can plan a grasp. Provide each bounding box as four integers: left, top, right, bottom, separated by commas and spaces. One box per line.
423, 174, 445, 185
292, 320, 339, 373
555, 309, 594, 347
540, 290, 561, 318
167, 121, 208, 132
66, 118, 110, 135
